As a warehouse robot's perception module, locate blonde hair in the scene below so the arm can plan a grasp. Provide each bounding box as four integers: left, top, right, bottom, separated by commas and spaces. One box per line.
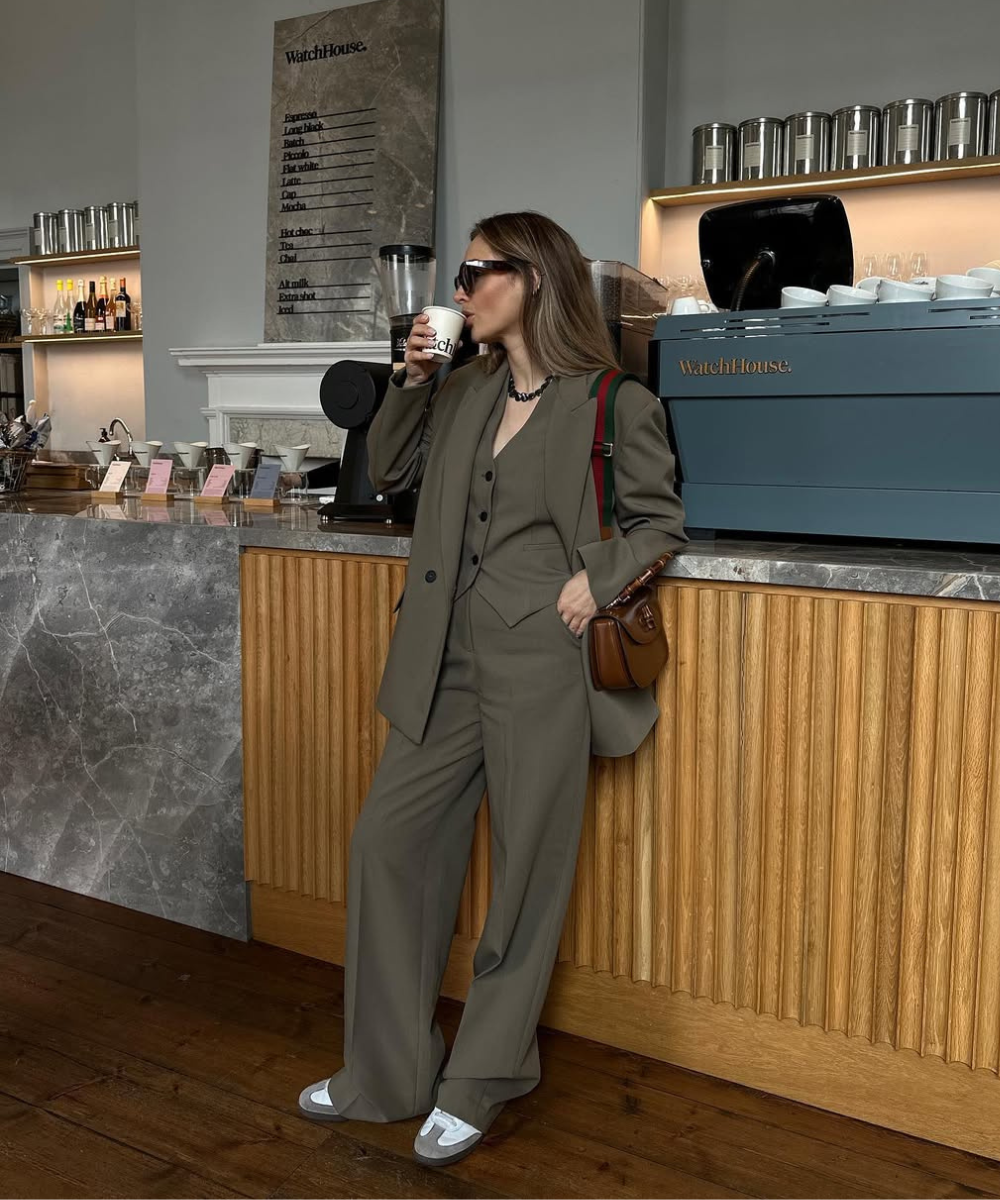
468, 211, 619, 376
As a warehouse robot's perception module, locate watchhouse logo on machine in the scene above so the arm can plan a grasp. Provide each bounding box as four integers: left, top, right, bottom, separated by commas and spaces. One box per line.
677, 356, 792, 376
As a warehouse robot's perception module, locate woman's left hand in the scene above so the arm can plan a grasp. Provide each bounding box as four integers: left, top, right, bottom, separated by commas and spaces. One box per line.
557, 570, 598, 637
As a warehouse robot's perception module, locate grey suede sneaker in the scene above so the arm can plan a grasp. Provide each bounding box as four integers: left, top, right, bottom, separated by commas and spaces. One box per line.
413, 1106, 483, 1167
297, 1078, 348, 1122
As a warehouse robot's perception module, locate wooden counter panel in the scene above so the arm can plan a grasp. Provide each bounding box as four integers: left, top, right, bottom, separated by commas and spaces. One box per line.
242, 547, 1000, 1157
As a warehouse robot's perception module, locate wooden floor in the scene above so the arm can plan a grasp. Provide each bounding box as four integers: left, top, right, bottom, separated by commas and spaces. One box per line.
2, 876, 1000, 1200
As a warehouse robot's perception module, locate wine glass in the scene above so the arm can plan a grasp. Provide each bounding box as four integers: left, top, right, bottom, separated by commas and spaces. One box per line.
909, 251, 929, 281
858, 252, 880, 282
881, 252, 904, 281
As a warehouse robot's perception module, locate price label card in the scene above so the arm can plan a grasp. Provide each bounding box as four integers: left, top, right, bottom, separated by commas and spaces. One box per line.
98, 461, 131, 494
145, 459, 173, 494
199, 464, 236, 498
249, 460, 282, 499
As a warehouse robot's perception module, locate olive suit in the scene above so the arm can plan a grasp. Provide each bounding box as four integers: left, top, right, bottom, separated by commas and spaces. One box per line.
323, 361, 687, 1134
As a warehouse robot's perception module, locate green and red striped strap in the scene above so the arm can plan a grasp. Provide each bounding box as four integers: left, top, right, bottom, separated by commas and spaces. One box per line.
590, 368, 638, 540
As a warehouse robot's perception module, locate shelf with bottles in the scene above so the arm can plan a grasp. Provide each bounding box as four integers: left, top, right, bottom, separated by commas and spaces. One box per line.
21, 273, 141, 339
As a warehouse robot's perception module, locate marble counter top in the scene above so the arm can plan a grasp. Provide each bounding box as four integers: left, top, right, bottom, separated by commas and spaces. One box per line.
4, 491, 1000, 602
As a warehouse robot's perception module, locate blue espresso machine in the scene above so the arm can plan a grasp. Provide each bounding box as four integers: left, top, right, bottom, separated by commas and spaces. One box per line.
657, 298, 1000, 544
655, 196, 1000, 545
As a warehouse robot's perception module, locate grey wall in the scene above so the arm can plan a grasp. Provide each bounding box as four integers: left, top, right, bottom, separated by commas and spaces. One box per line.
0, 0, 137, 229
663, 0, 1000, 187
135, 0, 647, 445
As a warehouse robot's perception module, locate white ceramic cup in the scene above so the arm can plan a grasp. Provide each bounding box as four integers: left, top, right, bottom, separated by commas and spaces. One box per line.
275, 444, 310, 473
935, 274, 993, 299
967, 267, 1000, 292
780, 286, 827, 309
174, 440, 208, 469
855, 277, 884, 294
878, 278, 931, 303
131, 440, 163, 467
909, 276, 937, 291
671, 295, 713, 315
827, 284, 873, 306
421, 305, 466, 363
87, 440, 120, 467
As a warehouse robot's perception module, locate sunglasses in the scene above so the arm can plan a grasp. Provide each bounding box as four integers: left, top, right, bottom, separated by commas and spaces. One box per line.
454, 259, 521, 294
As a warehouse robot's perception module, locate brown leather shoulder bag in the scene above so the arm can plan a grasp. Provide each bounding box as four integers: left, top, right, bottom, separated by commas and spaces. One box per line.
587, 369, 672, 691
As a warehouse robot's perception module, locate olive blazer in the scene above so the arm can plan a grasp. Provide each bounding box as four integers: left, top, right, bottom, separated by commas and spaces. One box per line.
367, 359, 688, 757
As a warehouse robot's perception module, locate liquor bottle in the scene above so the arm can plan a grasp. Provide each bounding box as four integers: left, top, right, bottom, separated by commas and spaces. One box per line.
114, 276, 131, 331
73, 280, 86, 334
96, 276, 109, 332
105, 285, 117, 333
84, 281, 98, 333
64, 280, 75, 332
52, 279, 65, 334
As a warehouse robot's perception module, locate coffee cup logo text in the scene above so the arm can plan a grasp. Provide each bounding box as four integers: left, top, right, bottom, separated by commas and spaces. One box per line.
677, 357, 792, 376
434, 335, 457, 356
285, 40, 367, 64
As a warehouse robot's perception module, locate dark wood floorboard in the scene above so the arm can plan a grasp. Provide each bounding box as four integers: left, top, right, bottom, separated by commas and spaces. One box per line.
1, 872, 998, 1199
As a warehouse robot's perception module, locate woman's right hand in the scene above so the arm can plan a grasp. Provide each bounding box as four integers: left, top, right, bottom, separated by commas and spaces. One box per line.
403, 313, 452, 387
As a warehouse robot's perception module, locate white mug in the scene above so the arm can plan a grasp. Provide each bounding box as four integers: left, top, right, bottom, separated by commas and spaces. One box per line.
827, 284, 873, 306
935, 274, 993, 300
878, 278, 931, 303
855, 277, 884, 294
967, 267, 1000, 292
780, 286, 827, 309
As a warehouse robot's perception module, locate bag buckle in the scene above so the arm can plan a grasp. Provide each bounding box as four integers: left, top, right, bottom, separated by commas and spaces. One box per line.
600, 440, 614, 458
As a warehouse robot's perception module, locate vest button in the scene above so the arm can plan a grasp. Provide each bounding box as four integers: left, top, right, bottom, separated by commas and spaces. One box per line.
479, 511, 488, 521
484, 470, 493, 481
425, 570, 436, 582
471, 554, 479, 565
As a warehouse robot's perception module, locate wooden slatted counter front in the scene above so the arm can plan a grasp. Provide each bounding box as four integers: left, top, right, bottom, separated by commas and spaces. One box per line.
241, 544, 1000, 1160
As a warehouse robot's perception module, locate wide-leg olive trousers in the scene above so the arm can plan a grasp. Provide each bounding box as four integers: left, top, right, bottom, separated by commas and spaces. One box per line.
323, 583, 591, 1135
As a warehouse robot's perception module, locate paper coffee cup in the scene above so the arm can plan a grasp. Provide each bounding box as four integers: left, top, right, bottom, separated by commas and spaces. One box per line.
421, 305, 465, 363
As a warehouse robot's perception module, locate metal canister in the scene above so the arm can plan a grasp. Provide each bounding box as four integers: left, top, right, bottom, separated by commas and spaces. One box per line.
783, 111, 830, 174
129, 200, 140, 247
31, 212, 59, 256
691, 122, 735, 184
737, 117, 783, 180
882, 98, 933, 164
990, 89, 1000, 155
83, 204, 110, 251
832, 105, 880, 169
107, 201, 134, 248
934, 91, 987, 159
56, 209, 85, 254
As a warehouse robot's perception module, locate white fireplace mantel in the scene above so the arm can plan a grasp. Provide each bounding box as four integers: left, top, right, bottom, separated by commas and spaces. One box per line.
171, 340, 392, 446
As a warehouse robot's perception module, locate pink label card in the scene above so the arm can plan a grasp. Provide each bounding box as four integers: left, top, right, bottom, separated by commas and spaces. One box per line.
200, 464, 236, 498
98, 461, 131, 494
145, 459, 173, 494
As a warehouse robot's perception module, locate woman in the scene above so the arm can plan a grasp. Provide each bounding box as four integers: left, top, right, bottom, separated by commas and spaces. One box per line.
298, 212, 688, 1167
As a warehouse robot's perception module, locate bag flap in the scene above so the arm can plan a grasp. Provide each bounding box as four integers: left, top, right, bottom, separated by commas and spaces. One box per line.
601, 586, 662, 646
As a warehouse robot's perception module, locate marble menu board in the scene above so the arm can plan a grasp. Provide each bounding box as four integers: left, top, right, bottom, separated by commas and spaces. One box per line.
264, 0, 442, 343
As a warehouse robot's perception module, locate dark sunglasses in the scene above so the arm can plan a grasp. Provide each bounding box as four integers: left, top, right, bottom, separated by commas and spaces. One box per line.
454, 259, 521, 294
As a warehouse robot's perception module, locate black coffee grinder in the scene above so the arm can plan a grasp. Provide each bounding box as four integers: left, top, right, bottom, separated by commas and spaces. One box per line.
315, 245, 438, 524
